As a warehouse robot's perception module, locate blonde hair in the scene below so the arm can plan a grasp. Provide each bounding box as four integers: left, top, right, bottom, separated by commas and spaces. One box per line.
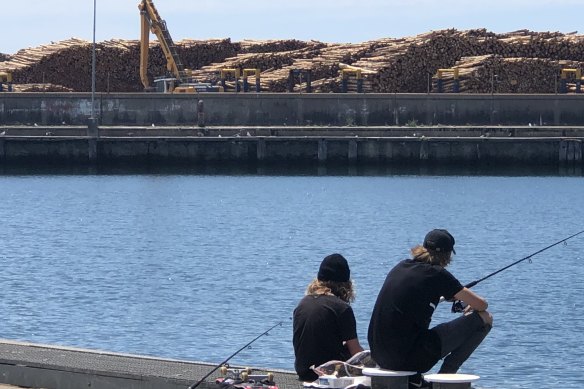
411, 245, 452, 267
306, 278, 355, 303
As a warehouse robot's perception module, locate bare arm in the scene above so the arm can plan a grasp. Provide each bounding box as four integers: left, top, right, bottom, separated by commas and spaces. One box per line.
344, 338, 365, 356
453, 287, 488, 311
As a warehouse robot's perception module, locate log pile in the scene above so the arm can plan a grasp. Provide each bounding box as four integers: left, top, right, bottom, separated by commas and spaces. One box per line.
12, 83, 74, 93
0, 38, 242, 92
238, 39, 312, 53
348, 29, 584, 93
190, 42, 326, 88
258, 41, 384, 92
430, 55, 584, 93
1, 29, 584, 93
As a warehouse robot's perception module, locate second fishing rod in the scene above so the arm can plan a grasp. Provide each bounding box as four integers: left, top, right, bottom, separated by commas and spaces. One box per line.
188, 321, 284, 389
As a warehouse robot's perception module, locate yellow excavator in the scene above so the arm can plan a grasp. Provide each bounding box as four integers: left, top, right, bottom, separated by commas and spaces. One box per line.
138, 0, 217, 93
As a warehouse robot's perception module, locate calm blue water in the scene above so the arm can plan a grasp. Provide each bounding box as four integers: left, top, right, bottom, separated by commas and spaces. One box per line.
0, 170, 583, 389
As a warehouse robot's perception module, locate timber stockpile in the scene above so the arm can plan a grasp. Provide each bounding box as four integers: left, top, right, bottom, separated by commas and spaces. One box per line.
1, 29, 584, 93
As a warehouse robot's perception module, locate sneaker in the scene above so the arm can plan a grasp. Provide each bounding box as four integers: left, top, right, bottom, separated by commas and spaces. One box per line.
408, 373, 431, 389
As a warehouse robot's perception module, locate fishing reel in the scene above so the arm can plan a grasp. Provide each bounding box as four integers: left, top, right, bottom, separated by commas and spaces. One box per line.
451, 300, 467, 313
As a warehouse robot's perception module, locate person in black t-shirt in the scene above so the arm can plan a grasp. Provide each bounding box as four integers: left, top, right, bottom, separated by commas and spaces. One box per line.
293, 253, 364, 382
368, 230, 493, 388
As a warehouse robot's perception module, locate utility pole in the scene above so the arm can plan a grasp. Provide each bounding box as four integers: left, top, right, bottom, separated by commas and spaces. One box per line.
88, 0, 99, 158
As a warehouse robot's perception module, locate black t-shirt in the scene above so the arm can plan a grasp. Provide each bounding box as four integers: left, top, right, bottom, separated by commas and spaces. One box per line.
293, 294, 358, 381
368, 259, 463, 372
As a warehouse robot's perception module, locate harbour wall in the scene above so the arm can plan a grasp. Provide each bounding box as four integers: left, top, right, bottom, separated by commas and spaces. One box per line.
0, 132, 582, 169
1, 93, 583, 169
2, 92, 584, 126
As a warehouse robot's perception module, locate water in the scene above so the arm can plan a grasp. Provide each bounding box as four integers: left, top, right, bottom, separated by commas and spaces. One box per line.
0, 169, 583, 389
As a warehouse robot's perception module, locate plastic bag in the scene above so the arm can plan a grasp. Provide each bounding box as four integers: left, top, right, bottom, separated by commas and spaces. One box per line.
311, 350, 376, 377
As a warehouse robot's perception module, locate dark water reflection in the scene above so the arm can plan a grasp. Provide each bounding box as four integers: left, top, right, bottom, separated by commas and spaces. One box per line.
0, 160, 581, 177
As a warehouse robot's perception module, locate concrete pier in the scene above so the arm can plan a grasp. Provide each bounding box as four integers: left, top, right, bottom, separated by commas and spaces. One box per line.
0, 339, 302, 389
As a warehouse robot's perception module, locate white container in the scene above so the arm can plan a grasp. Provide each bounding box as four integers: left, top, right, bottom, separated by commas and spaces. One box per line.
316, 375, 356, 388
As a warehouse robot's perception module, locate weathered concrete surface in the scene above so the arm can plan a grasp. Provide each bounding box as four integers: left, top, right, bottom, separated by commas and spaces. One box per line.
0, 339, 302, 389
2, 92, 584, 127
2, 125, 584, 138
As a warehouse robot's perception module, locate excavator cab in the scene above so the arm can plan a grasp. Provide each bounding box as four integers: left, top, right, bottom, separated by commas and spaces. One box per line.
153, 77, 221, 93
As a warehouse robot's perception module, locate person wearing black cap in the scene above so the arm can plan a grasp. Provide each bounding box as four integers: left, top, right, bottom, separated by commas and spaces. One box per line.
293, 253, 364, 382
368, 230, 493, 389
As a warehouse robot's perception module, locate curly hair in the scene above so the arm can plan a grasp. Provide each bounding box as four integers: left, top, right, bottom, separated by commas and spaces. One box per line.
306, 278, 355, 303
411, 244, 453, 267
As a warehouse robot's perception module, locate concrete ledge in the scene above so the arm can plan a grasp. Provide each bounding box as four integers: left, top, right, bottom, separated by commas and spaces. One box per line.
3, 125, 584, 138
0, 339, 301, 389
2, 93, 584, 126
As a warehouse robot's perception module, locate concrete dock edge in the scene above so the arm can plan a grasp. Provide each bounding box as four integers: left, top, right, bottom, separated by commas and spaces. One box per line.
0, 339, 302, 389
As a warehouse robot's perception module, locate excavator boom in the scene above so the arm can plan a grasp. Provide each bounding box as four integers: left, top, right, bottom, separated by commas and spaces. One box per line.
138, 0, 187, 89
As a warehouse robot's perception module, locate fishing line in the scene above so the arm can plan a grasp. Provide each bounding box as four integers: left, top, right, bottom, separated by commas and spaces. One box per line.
188, 320, 285, 389
464, 229, 584, 289
451, 229, 584, 312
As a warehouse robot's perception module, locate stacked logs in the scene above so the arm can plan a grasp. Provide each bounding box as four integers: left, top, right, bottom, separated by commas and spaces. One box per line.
1, 39, 127, 92
238, 39, 312, 53
1, 29, 584, 93
259, 41, 384, 92
0, 38, 242, 92
431, 55, 584, 93
349, 29, 584, 93
11, 84, 74, 92
190, 42, 327, 88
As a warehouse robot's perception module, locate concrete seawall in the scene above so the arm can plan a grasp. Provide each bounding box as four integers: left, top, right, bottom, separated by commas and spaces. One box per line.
2, 92, 584, 127
0, 130, 582, 170
1, 92, 583, 169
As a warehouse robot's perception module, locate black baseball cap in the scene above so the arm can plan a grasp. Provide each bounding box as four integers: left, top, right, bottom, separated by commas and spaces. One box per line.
423, 229, 456, 254
318, 254, 350, 282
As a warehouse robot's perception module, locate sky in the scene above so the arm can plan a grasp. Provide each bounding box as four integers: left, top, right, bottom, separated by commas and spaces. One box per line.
1, 0, 582, 54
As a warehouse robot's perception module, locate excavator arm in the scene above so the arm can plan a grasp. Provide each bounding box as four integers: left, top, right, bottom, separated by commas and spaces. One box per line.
138, 0, 187, 89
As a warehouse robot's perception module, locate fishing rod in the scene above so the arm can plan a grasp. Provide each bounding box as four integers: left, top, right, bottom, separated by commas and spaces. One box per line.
451, 229, 584, 312
188, 321, 284, 389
